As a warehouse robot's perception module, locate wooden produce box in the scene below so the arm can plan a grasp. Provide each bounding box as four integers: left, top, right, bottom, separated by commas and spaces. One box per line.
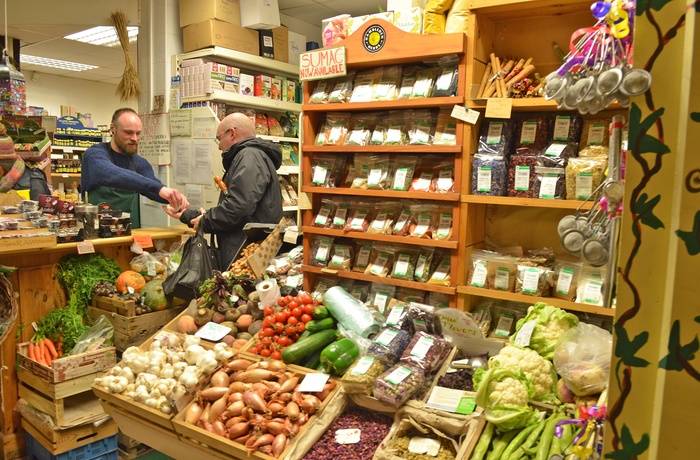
88, 295, 187, 351
16, 342, 116, 383
21, 415, 117, 456
0, 229, 56, 254
171, 356, 341, 460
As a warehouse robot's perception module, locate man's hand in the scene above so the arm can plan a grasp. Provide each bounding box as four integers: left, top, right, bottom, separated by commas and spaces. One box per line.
159, 187, 190, 211
191, 208, 206, 230
162, 204, 183, 219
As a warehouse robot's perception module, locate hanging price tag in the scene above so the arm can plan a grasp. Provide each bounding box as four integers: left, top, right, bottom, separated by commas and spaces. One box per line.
133, 235, 154, 249
77, 240, 95, 254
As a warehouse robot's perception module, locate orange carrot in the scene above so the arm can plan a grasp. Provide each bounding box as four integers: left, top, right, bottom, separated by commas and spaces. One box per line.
44, 342, 53, 366
44, 339, 58, 360
28, 342, 37, 362
36, 340, 46, 365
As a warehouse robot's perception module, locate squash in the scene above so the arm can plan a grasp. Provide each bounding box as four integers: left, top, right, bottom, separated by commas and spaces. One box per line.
140, 279, 169, 311
115, 270, 146, 294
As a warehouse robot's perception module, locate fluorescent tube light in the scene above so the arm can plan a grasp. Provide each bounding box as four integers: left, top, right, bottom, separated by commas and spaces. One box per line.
64, 26, 138, 47
20, 55, 98, 72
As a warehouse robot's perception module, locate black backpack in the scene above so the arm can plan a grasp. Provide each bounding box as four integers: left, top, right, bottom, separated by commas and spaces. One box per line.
14, 167, 51, 200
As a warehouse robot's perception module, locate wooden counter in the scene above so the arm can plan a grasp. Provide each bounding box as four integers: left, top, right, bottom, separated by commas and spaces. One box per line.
0, 225, 192, 460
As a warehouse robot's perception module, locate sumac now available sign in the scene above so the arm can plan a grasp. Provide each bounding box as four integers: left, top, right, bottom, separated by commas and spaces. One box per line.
299, 46, 346, 81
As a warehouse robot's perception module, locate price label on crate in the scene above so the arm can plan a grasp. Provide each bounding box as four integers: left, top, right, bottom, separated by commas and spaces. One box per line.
195, 322, 232, 342
77, 240, 95, 254
133, 234, 154, 249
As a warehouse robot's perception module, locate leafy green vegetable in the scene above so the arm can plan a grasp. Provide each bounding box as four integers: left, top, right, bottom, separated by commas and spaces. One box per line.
474, 367, 540, 431
509, 302, 579, 359
34, 306, 88, 353
55, 253, 122, 316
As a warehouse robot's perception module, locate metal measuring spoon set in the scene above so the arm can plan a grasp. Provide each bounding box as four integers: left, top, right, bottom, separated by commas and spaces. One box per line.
544, 0, 652, 114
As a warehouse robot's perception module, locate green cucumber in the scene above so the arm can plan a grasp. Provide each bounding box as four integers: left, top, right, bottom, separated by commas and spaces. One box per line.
305, 318, 336, 333
312, 306, 329, 320
281, 329, 337, 364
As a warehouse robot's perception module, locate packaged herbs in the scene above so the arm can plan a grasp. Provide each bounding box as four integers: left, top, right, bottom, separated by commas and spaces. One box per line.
427, 251, 451, 287
345, 114, 375, 146
414, 247, 436, 283
408, 110, 436, 145
433, 110, 457, 146
344, 202, 374, 232
538, 141, 578, 168
309, 80, 330, 104
365, 244, 396, 277
350, 69, 382, 103
310, 235, 335, 268
341, 356, 387, 395
353, 243, 374, 273
367, 327, 413, 367
478, 119, 516, 156
579, 118, 612, 157
565, 156, 607, 200
408, 302, 442, 335
383, 301, 414, 332
328, 243, 354, 271
514, 264, 553, 296
374, 65, 401, 101
311, 153, 345, 187
433, 206, 453, 240
332, 201, 352, 230
391, 155, 418, 191
369, 283, 397, 313
391, 246, 421, 281
366, 154, 393, 190
550, 113, 583, 142
328, 71, 356, 103
396, 287, 426, 304
471, 154, 507, 196
399, 331, 451, 374
411, 68, 438, 98
514, 115, 550, 155
373, 363, 426, 408
552, 259, 583, 301
408, 204, 437, 239
507, 154, 538, 198
313, 197, 339, 228
433, 55, 459, 97
316, 112, 351, 145
367, 202, 400, 235
533, 166, 567, 199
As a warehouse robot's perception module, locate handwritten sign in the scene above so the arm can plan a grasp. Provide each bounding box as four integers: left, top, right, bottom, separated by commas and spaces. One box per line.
133, 234, 154, 249
437, 308, 505, 356
169, 109, 192, 137
77, 240, 95, 254
139, 113, 171, 166
485, 98, 513, 119
299, 46, 347, 81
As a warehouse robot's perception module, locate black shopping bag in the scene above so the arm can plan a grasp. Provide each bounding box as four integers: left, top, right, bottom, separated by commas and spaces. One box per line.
163, 227, 220, 302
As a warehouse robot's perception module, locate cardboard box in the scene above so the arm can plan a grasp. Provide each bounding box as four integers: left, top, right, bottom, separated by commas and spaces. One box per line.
254, 74, 272, 98
347, 15, 370, 36
393, 7, 424, 34
179, 0, 240, 28
240, 73, 255, 96
182, 19, 259, 55
240, 0, 280, 30
286, 80, 297, 103
272, 26, 288, 63
258, 29, 274, 58
388, 0, 424, 10
368, 11, 394, 23
271, 77, 282, 101
288, 30, 306, 66
60, 105, 77, 117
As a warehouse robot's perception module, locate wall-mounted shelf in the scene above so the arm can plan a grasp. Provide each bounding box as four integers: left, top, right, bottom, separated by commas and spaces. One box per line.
301, 186, 459, 202
302, 145, 461, 154
303, 96, 464, 113
260, 135, 300, 144
177, 46, 300, 79
182, 90, 301, 113
302, 226, 459, 249
461, 195, 595, 210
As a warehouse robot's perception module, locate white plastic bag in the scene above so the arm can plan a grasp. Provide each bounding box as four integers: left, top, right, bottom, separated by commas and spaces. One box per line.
553, 323, 612, 396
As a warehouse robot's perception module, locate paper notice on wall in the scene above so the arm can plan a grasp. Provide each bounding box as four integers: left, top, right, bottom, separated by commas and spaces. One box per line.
170, 109, 192, 137
191, 140, 213, 185
139, 113, 171, 165
185, 184, 204, 211
193, 116, 216, 139
172, 139, 193, 184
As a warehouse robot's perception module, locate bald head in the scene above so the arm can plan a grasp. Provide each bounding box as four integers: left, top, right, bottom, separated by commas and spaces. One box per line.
221, 113, 256, 138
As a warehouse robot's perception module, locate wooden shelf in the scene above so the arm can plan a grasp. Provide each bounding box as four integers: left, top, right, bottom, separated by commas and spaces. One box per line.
283, 206, 298, 212
301, 226, 459, 249
461, 195, 594, 210
302, 186, 460, 202
303, 96, 464, 113
51, 146, 87, 152
302, 145, 461, 153
303, 265, 456, 295
182, 90, 301, 112
277, 165, 300, 175
467, 0, 592, 16
457, 286, 615, 317
260, 135, 299, 144
467, 98, 626, 112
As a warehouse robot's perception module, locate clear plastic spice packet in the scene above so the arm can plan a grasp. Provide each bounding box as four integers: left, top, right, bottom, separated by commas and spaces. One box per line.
552, 259, 583, 301
514, 115, 550, 155
411, 68, 438, 98
579, 118, 612, 157
427, 251, 451, 286
309, 79, 330, 104
350, 69, 382, 103
331, 200, 351, 230
433, 110, 457, 146
576, 265, 606, 306
471, 154, 507, 196
408, 109, 436, 145
344, 203, 374, 232
313, 197, 339, 228
392, 155, 418, 191
414, 246, 436, 283
538, 141, 579, 168
310, 235, 335, 267
328, 244, 354, 271
533, 166, 566, 200
373, 65, 401, 101
478, 119, 516, 156
391, 246, 421, 281
514, 265, 553, 296
433, 206, 453, 241
365, 245, 396, 278
353, 243, 374, 273
565, 156, 607, 200
550, 113, 583, 142
328, 71, 356, 103
507, 155, 539, 198
366, 154, 393, 190
345, 114, 375, 146
369, 283, 397, 314
368, 202, 401, 235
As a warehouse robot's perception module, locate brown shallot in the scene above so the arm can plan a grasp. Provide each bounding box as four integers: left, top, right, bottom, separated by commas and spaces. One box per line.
243, 391, 268, 412
211, 421, 226, 437
199, 386, 228, 401
272, 433, 287, 458
264, 421, 288, 436
229, 381, 248, 394
235, 369, 277, 383
227, 421, 251, 440
210, 370, 230, 388
285, 401, 300, 421
227, 358, 255, 372
208, 393, 229, 422
225, 400, 245, 417
276, 376, 299, 395
184, 401, 203, 425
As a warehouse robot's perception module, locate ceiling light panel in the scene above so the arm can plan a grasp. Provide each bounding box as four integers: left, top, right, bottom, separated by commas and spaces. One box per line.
20, 55, 98, 72
64, 26, 138, 47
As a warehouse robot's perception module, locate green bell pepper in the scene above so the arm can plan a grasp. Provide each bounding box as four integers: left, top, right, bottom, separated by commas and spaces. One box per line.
319, 338, 360, 376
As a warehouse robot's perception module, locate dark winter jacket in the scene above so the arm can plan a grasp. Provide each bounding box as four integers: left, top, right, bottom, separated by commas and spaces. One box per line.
180, 137, 283, 268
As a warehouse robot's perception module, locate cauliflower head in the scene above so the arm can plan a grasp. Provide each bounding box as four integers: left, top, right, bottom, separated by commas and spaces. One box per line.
509, 302, 579, 359
474, 367, 539, 431
489, 377, 530, 406
489, 345, 558, 402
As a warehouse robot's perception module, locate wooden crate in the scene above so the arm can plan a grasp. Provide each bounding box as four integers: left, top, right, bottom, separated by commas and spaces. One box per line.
20, 416, 117, 456
16, 342, 116, 383
171, 356, 340, 460
87, 299, 186, 351
18, 381, 105, 427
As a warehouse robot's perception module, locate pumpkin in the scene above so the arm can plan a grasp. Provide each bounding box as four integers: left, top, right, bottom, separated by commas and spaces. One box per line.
141, 279, 169, 311
115, 270, 146, 294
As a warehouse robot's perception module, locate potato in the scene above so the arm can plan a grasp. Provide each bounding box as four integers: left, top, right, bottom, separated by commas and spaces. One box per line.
225, 308, 242, 323
236, 332, 253, 341
247, 319, 263, 337
177, 315, 198, 334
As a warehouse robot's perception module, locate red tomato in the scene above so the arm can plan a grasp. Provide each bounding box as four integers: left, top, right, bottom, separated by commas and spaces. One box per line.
285, 324, 297, 335
275, 311, 288, 323
285, 295, 294, 304
296, 323, 305, 333
259, 348, 272, 358
260, 337, 272, 346
264, 315, 276, 326
290, 307, 302, 318
287, 316, 299, 326
302, 304, 314, 315
277, 297, 287, 307
262, 327, 275, 337
271, 350, 282, 360
288, 301, 299, 311
250, 345, 262, 355
301, 314, 313, 324
263, 306, 275, 316
274, 322, 285, 334
299, 293, 313, 304
291, 332, 300, 341
277, 336, 291, 347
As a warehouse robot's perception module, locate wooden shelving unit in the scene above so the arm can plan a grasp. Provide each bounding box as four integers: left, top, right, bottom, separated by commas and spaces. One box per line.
300, 20, 467, 307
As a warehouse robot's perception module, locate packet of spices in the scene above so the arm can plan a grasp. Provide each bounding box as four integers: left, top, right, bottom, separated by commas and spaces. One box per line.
515, 265, 553, 297
538, 141, 579, 168
310, 235, 335, 268
414, 246, 436, 283
550, 113, 583, 142
373, 363, 426, 408
350, 68, 382, 103
367, 327, 413, 367
477, 118, 516, 156
433, 110, 458, 146
579, 118, 612, 157
396, 287, 426, 304
373, 65, 402, 101
312, 197, 339, 228
507, 155, 539, 198
471, 154, 508, 196
350, 152, 372, 189
565, 156, 607, 200
432, 161, 455, 193
344, 202, 374, 233
349, 281, 371, 302
341, 356, 387, 395
391, 246, 421, 281
352, 242, 374, 273
392, 206, 413, 236
411, 67, 438, 98
331, 200, 352, 230
467, 249, 499, 289
367, 201, 401, 235
309, 79, 330, 104
514, 115, 551, 155
408, 204, 437, 239
312, 275, 336, 300
328, 71, 356, 103
552, 259, 583, 301
318, 112, 351, 145
366, 154, 393, 190
432, 206, 453, 241
433, 55, 459, 97
391, 155, 418, 191
383, 300, 414, 332
383, 112, 409, 146
365, 244, 397, 278
397, 66, 419, 100
427, 251, 451, 287
344, 114, 375, 146
328, 243, 354, 271
576, 265, 606, 306
311, 153, 346, 187
408, 109, 436, 145
408, 302, 442, 335
427, 292, 451, 309
533, 166, 567, 199
400, 331, 451, 374
369, 283, 397, 313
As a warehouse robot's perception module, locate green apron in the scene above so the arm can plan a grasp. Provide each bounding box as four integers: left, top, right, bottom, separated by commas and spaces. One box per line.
88, 152, 142, 228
